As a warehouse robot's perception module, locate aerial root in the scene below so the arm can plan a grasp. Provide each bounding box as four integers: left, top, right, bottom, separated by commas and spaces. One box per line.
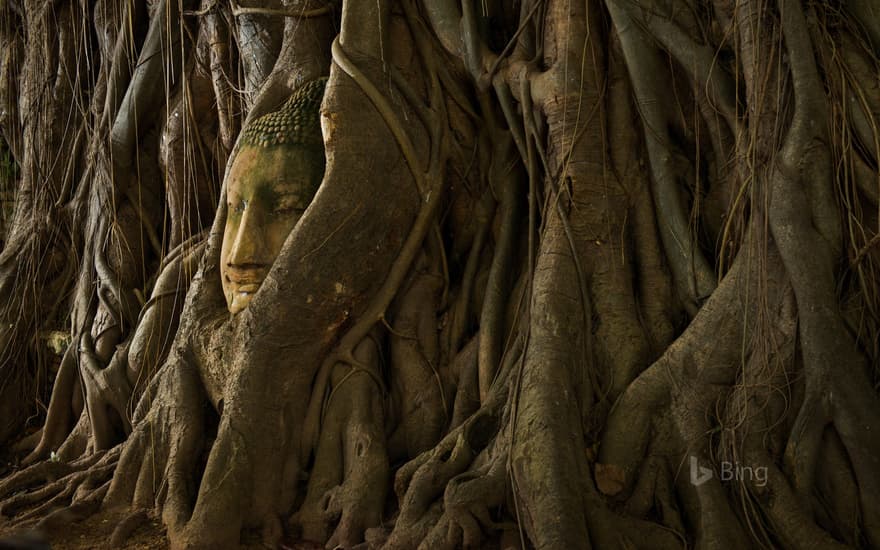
786, 373, 880, 536
738, 444, 848, 550
784, 394, 829, 502
815, 430, 861, 544
621, 454, 684, 535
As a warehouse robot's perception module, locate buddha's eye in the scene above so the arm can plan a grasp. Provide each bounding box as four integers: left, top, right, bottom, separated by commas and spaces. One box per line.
273, 194, 305, 217
272, 205, 305, 217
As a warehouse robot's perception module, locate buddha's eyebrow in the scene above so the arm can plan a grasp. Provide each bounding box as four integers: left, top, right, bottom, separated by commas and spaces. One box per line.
269, 189, 308, 208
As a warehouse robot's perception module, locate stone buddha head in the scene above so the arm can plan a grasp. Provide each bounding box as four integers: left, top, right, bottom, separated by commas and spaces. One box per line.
221, 78, 326, 314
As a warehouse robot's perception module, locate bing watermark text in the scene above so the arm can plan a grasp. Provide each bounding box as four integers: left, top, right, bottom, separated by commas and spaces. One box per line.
689, 456, 767, 487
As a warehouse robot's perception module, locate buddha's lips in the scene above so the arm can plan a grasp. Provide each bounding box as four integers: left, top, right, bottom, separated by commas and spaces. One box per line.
225, 268, 267, 285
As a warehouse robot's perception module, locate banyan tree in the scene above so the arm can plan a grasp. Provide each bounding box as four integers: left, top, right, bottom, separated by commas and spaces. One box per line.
0, 0, 879, 548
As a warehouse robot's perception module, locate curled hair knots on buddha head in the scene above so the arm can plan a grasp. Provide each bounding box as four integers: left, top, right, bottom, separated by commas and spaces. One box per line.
238, 77, 327, 149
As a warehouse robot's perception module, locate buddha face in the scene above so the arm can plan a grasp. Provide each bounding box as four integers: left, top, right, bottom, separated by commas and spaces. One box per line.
221, 144, 324, 314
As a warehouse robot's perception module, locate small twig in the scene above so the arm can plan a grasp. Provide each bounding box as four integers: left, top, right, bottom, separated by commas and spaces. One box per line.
851, 233, 880, 267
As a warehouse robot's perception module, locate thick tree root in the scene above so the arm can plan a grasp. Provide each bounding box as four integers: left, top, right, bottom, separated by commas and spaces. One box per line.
596, 236, 795, 548
0, 447, 119, 528
386, 260, 449, 461
109, 508, 151, 548
22, 345, 79, 466
417, 442, 508, 550
24, 239, 205, 466
764, 4, 880, 543
102, 352, 205, 545
384, 403, 502, 549
294, 336, 388, 549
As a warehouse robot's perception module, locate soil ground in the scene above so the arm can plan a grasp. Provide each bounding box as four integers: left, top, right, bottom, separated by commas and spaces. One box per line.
1, 511, 166, 549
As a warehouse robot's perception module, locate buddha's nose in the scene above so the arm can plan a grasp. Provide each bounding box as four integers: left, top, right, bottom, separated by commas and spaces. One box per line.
228, 205, 269, 266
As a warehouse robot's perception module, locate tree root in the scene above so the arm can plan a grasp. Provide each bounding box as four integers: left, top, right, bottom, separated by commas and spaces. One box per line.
102, 353, 206, 545
604, 0, 717, 312
583, 463, 686, 550
815, 430, 862, 545
739, 447, 847, 550
1, 451, 102, 504
385, 406, 501, 549
109, 508, 151, 548
597, 252, 751, 494
597, 233, 795, 547
79, 333, 133, 450
22, 345, 79, 465
294, 336, 388, 548
765, 3, 880, 542
386, 260, 448, 461
383, 295, 517, 549
25, 240, 205, 467
417, 441, 509, 550
0, 447, 119, 527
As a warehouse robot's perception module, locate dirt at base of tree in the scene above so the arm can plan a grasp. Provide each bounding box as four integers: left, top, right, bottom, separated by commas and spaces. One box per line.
0, 513, 334, 549
0, 513, 164, 550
